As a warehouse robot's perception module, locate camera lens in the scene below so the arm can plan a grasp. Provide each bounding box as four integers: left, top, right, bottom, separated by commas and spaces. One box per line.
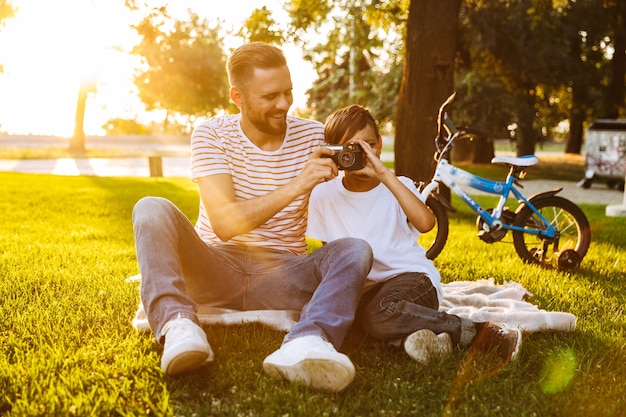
338, 150, 355, 168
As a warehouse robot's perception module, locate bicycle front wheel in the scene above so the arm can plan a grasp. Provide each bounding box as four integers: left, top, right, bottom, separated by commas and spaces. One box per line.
512, 196, 591, 267
421, 195, 449, 260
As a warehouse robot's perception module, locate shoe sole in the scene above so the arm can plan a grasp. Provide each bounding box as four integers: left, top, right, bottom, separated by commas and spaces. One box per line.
263, 355, 355, 393
509, 328, 523, 361
164, 350, 211, 375
404, 330, 452, 364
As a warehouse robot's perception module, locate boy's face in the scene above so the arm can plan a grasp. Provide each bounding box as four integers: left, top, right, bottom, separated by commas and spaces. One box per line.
338, 124, 381, 177
339, 125, 381, 155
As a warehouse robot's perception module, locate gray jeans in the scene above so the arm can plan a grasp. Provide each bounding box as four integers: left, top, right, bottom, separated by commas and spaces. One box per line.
132, 196, 373, 348
358, 272, 476, 347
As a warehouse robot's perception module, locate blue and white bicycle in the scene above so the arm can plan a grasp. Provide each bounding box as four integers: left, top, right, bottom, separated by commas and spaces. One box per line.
418, 93, 591, 270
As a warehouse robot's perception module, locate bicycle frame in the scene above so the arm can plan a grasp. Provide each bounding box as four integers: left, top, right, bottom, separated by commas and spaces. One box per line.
420, 158, 558, 240
419, 92, 590, 268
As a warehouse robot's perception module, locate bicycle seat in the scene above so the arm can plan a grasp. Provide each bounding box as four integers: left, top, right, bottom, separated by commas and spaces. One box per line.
491, 155, 539, 167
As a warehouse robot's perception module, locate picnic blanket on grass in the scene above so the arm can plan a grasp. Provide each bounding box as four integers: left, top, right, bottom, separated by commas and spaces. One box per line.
127, 276, 576, 334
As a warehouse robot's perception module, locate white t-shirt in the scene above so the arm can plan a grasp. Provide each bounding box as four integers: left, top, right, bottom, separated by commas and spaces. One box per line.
191, 114, 325, 256
307, 175, 442, 302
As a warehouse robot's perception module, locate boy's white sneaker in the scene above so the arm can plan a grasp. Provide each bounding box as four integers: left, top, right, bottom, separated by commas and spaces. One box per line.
263, 335, 355, 393
404, 329, 453, 364
160, 315, 214, 375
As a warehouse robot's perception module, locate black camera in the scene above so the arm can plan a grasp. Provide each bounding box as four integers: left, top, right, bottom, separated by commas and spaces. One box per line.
322, 143, 364, 170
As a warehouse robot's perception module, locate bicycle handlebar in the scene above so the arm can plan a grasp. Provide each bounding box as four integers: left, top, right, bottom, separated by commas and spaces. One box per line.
435, 92, 458, 158
434, 92, 485, 160
443, 114, 457, 135
437, 92, 457, 139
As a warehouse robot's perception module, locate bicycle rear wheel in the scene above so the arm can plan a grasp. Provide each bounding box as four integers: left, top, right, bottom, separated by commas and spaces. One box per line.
512, 196, 591, 268
421, 195, 449, 260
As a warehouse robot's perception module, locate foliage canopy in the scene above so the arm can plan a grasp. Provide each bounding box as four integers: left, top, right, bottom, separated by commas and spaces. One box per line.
132, 8, 230, 123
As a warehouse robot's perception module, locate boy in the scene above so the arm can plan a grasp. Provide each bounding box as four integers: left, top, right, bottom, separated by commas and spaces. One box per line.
307, 105, 522, 364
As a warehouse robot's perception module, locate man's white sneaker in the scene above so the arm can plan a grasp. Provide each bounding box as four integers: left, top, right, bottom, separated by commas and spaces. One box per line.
404, 329, 453, 364
160, 315, 214, 375
263, 335, 355, 393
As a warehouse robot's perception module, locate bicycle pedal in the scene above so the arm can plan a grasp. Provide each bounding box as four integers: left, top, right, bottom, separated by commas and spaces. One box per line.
478, 229, 507, 243
477, 230, 493, 242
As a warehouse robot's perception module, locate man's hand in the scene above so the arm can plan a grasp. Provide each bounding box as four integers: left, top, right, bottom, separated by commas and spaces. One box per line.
291, 146, 339, 192
198, 147, 339, 242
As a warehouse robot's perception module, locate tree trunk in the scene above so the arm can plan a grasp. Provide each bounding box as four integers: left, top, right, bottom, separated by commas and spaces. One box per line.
566, 111, 584, 154
515, 93, 537, 156
451, 132, 494, 163
395, 0, 461, 184
566, 83, 585, 154
70, 83, 89, 153
605, 6, 626, 119
564, 32, 585, 154
471, 136, 495, 163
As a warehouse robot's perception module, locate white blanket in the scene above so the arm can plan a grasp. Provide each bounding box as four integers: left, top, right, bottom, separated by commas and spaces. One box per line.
128, 276, 576, 333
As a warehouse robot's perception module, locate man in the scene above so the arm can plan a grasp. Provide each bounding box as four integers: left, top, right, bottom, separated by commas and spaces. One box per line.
132, 43, 373, 393
307, 105, 522, 365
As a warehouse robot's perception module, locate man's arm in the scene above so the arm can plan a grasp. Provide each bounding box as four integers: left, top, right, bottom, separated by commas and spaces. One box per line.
198, 147, 338, 242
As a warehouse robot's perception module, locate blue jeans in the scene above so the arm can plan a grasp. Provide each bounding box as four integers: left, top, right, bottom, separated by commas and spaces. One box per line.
132, 197, 373, 349
358, 272, 476, 347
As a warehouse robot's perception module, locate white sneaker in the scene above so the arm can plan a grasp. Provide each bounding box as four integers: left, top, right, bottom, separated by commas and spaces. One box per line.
404, 329, 453, 364
263, 335, 355, 393
160, 314, 214, 375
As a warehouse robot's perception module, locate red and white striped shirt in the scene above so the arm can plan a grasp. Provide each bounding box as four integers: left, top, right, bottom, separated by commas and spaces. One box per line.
191, 114, 325, 255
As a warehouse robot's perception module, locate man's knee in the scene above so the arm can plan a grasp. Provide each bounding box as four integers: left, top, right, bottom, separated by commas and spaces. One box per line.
133, 197, 173, 225
336, 237, 373, 268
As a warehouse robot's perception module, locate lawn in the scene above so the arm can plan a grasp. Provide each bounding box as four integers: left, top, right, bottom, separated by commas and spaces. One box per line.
1, 172, 625, 416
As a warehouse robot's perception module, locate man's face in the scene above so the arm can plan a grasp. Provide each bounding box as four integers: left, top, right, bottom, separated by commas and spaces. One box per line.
237, 66, 293, 137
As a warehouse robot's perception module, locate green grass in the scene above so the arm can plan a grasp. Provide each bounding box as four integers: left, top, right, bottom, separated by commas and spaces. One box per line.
1, 172, 625, 416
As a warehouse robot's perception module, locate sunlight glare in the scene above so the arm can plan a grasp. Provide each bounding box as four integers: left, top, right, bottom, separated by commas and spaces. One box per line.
0, 0, 314, 137
539, 348, 577, 394
0, 0, 140, 136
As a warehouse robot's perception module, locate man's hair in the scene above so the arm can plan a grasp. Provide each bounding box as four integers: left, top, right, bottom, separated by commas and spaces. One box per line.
227, 42, 287, 90
324, 105, 380, 145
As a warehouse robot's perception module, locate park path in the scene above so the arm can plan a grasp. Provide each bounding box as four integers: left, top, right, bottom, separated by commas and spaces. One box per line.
0, 155, 623, 206
0, 156, 190, 178
1, 134, 624, 206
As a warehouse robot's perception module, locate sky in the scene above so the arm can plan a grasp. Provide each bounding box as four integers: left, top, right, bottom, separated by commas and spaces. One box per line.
0, 0, 315, 137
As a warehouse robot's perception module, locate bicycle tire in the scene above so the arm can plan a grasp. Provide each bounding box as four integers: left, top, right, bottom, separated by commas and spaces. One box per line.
512, 196, 591, 267
422, 195, 449, 260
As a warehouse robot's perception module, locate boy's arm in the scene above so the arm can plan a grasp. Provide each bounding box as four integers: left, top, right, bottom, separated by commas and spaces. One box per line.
379, 172, 435, 233
357, 140, 435, 233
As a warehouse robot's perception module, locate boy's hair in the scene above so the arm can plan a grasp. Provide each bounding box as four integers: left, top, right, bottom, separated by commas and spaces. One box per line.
324, 105, 380, 145
227, 42, 287, 91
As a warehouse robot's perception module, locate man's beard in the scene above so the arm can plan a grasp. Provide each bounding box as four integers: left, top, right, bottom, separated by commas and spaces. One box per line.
244, 103, 287, 136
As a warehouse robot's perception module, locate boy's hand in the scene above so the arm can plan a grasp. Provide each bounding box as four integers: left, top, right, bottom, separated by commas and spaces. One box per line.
355, 139, 389, 179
